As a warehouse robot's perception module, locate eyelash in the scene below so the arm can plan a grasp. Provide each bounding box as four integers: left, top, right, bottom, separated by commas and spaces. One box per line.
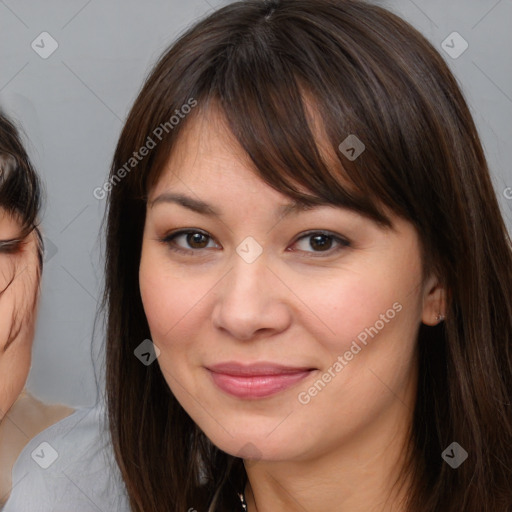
159, 229, 351, 257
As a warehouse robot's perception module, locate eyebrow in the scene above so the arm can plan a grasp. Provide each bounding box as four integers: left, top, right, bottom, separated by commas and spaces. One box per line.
149, 192, 331, 219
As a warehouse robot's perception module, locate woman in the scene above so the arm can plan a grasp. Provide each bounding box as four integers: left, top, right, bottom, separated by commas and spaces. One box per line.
103, 0, 512, 510
0, 110, 128, 510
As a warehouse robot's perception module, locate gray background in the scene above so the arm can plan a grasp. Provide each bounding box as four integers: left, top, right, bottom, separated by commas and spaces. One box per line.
0, 0, 510, 408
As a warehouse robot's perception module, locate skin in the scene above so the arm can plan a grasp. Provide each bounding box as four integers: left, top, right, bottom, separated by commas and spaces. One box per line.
139, 106, 446, 512
0, 210, 38, 419
0, 209, 73, 505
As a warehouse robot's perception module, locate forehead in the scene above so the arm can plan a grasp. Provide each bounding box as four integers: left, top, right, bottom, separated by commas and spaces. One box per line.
149, 111, 282, 207
150, 99, 345, 200
164, 107, 254, 174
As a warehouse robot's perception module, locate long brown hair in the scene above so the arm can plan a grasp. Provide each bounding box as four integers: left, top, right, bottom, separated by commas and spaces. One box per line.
103, 0, 512, 510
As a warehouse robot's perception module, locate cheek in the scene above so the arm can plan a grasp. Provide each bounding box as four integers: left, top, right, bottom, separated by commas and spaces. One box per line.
0, 277, 35, 350
0, 313, 33, 418
324, 285, 405, 355
287, 278, 420, 457
139, 250, 214, 406
300, 274, 421, 417
138, 248, 211, 354
0, 344, 32, 415
292, 258, 422, 397
139, 271, 174, 340
0, 250, 39, 417
283, 265, 407, 360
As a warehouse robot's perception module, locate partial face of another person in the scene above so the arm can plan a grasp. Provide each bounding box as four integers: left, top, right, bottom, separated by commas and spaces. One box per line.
0, 209, 39, 420
139, 107, 443, 462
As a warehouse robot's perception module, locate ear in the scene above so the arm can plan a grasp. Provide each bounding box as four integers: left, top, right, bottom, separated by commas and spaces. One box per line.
421, 273, 447, 326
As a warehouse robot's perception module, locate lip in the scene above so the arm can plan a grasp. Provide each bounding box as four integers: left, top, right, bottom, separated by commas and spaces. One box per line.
206, 362, 316, 399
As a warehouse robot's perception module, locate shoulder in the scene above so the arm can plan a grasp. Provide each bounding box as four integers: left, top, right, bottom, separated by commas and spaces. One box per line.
3, 401, 130, 511
0, 392, 74, 507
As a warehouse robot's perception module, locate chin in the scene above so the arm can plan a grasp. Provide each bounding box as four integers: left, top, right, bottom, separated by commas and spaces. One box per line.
198, 420, 305, 463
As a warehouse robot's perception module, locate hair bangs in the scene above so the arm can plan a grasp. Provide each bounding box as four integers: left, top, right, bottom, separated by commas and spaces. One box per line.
199, 57, 394, 231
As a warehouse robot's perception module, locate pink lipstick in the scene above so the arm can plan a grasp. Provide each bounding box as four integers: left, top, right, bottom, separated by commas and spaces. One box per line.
206, 362, 315, 399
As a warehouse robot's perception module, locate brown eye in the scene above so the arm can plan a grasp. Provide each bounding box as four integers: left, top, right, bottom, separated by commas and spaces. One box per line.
185, 232, 210, 249
161, 230, 218, 254
309, 234, 333, 251
291, 231, 350, 256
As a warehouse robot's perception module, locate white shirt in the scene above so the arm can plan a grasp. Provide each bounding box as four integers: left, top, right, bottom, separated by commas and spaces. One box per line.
2, 405, 130, 511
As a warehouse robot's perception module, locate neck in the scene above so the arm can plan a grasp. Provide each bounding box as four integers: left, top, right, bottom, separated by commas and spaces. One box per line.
0, 391, 33, 505
0, 390, 32, 440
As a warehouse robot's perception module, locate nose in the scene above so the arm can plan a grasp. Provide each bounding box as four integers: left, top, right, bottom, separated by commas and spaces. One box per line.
211, 253, 292, 341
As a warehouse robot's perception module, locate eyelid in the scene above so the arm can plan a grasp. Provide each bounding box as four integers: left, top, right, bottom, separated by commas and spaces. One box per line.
159, 228, 351, 257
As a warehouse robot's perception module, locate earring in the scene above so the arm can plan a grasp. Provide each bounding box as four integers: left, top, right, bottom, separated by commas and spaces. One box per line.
436, 313, 445, 323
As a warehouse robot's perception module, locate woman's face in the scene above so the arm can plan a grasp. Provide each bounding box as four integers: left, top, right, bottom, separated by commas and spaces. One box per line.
0, 209, 39, 420
139, 108, 444, 462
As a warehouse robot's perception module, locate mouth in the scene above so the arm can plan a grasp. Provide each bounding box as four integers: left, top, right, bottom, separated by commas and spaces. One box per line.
205, 362, 316, 399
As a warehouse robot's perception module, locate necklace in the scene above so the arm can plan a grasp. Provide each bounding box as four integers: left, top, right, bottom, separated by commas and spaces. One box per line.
238, 490, 248, 511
